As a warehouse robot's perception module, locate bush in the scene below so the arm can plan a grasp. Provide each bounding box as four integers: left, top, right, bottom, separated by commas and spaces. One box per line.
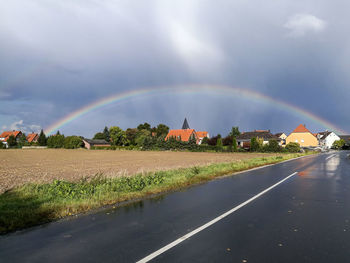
232, 137, 238, 152
250, 137, 260, 152
216, 137, 223, 149
64, 136, 83, 149
263, 139, 282, 152
285, 142, 301, 153
332, 139, 345, 150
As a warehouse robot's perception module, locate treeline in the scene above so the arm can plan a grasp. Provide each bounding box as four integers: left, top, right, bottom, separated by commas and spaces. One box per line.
92, 123, 170, 147
3, 123, 302, 153
91, 125, 301, 153
46, 132, 84, 149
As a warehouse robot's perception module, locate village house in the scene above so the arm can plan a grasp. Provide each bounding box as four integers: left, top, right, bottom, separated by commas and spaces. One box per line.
26, 133, 39, 143
83, 138, 111, 149
196, 131, 210, 144
0, 130, 23, 147
275, 132, 287, 145
165, 129, 199, 143
236, 130, 281, 149
285, 124, 318, 147
165, 118, 209, 145
317, 131, 340, 149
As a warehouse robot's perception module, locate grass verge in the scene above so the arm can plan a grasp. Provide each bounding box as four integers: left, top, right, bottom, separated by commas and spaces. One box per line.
0, 153, 312, 234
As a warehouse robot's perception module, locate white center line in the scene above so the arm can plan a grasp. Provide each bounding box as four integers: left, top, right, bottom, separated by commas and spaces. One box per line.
326, 154, 336, 160
136, 171, 298, 263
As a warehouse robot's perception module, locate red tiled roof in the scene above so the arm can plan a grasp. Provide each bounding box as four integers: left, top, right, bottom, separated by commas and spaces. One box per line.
165, 129, 198, 142
27, 133, 38, 143
291, 124, 315, 136
0, 131, 22, 142
196, 131, 208, 138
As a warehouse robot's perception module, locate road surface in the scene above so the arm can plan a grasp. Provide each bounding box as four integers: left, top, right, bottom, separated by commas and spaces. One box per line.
1, 151, 350, 262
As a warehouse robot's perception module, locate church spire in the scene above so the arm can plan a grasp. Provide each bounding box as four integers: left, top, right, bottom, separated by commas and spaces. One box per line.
182, 118, 190, 129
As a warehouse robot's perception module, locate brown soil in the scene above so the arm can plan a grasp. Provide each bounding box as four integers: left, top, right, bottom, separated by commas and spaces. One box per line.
0, 149, 278, 193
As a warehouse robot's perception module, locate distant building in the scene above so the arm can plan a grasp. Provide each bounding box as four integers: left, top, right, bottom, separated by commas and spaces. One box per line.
317, 131, 340, 149
165, 129, 199, 143
196, 131, 210, 144
165, 118, 208, 145
182, 118, 190, 129
236, 130, 280, 149
275, 133, 287, 145
83, 139, 111, 149
285, 124, 318, 147
0, 130, 22, 148
26, 133, 39, 143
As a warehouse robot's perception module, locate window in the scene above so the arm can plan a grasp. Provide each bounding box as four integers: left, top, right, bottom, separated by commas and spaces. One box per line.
295, 139, 298, 142
301, 139, 304, 143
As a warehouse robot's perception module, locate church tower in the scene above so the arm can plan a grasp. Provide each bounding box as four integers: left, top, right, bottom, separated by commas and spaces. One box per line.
182, 118, 190, 129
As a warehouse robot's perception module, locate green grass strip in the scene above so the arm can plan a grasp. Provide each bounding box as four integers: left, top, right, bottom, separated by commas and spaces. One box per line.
0, 153, 312, 234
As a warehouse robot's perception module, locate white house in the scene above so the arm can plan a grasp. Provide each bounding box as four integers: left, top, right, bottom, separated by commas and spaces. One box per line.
318, 131, 340, 149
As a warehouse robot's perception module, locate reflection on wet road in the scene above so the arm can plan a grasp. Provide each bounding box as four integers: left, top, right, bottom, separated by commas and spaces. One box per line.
1, 151, 350, 262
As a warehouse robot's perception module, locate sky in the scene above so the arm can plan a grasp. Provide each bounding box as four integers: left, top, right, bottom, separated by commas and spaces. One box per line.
1, 0, 349, 137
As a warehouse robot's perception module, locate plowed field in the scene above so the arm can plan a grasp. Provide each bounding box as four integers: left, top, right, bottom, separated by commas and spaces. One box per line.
0, 149, 279, 193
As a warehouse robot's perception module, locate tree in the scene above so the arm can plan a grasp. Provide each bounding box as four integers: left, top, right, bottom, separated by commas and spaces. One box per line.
232, 137, 238, 152
250, 137, 260, 152
137, 122, 151, 131
56, 131, 61, 135
201, 137, 209, 145
207, 135, 219, 146
332, 139, 345, 150
216, 137, 223, 149
126, 128, 138, 145
156, 124, 169, 138
103, 126, 110, 142
7, 135, 17, 147
135, 129, 151, 146
109, 126, 126, 146
285, 142, 301, 153
229, 126, 241, 138
38, 129, 47, 146
64, 136, 83, 149
223, 136, 233, 146
93, 132, 106, 140
47, 134, 65, 148
18, 133, 27, 147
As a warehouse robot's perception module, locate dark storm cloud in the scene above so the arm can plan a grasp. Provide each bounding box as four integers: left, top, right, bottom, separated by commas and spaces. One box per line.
1, 0, 350, 134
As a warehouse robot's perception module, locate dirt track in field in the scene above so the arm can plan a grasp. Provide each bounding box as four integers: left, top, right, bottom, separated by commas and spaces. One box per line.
0, 149, 279, 193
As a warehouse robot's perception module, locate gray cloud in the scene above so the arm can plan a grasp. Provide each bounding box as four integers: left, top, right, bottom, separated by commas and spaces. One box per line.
1, 0, 350, 135
284, 14, 327, 37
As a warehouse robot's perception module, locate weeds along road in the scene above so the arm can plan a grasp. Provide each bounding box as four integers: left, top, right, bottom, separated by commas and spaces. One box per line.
1, 151, 350, 262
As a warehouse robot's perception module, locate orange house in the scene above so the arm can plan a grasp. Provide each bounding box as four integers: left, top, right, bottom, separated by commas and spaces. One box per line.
165, 129, 199, 144
196, 131, 210, 144
26, 133, 39, 143
0, 130, 22, 142
286, 124, 318, 147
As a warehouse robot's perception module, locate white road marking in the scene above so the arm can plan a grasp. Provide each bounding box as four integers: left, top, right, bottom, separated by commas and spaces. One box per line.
136, 172, 298, 263
326, 154, 336, 160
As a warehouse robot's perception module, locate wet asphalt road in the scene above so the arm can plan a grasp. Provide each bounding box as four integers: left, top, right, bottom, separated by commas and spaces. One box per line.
1, 151, 350, 262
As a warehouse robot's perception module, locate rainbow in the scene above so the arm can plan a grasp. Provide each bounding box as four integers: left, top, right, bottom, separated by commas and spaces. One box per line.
44, 84, 347, 135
